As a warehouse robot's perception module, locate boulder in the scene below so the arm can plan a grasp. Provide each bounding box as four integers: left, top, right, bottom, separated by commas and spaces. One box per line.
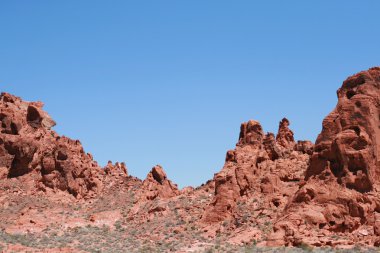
138, 165, 179, 201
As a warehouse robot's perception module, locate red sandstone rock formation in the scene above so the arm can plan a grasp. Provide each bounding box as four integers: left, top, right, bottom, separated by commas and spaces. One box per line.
294, 140, 314, 155
202, 118, 311, 224
104, 161, 128, 176
276, 118, 295, 149
3, 68, 380, 251
0, 93, 103, 198
269, 67, 380, 247
202, 120, 265, 223
306, 68, 380, 192
238, 120, 266, 147
263, 132, 282, 160
138, 165, 180, 201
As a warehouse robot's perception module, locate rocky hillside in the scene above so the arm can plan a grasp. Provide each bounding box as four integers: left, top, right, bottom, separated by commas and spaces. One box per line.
0, 67, 380, 252
0, 93, 103, 198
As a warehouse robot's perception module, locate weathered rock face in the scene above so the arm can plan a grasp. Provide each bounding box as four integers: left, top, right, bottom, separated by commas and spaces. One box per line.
270, 67, 380, 247
294, 140, 314, 155
238, 120, 265, 147
0, 93, 103, 198
202, 118, 311, 223
306, 67, 380, 193
104, 161, 128, 176
276, 118, 295, 149
202, 120, 266, 223
263, 133, 281, 160
138, 165, 180, 201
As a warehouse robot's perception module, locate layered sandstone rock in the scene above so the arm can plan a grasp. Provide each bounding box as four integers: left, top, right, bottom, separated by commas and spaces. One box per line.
270, 67, 380, 247
138, 165, 180, 201
0, 93, 103, 198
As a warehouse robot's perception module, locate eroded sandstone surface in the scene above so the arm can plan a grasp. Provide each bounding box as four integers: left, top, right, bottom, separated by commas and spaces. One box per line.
269, 67, 380, 247
202, 118, 310, 224
0, 93, 103, 198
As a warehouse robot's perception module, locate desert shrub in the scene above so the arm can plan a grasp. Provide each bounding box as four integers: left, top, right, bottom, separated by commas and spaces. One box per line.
114, 220, 123, 231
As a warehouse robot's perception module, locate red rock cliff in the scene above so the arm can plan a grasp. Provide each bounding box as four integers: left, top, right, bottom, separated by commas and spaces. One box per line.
0, 93, 103, 198
269, 67, 380, 247
306, 67, 380, 192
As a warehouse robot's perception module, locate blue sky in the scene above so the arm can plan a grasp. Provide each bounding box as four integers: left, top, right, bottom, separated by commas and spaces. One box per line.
1, 1, 379, 188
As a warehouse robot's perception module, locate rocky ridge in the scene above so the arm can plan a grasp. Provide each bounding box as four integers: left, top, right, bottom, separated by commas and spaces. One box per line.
1, 67, 380, 252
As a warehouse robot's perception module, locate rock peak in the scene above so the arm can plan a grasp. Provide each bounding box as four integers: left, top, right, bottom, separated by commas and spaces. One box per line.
203, 117, 308, 223
276, 118, 295, 149
238, 120, 264, 147
138, 165, 179, 201
104, 161, 128, 176
150, 165, 167, 185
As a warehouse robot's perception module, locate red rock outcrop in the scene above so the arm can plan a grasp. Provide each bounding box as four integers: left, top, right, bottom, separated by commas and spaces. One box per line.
104, 161, 128, 176
294, 140, 314, 155
202, 120, 264, 223
269, 67, 380, 247
0, 93, 103, 198
276, 118, 296, 149
202, 119, 311, 224
4, 68, 380, 251
138, 165, 180, 201
306, 68, 380, 192
263, 132, 282, 160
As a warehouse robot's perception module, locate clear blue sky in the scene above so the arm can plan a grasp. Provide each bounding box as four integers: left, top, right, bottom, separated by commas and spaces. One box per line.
1, 1, 379, 188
